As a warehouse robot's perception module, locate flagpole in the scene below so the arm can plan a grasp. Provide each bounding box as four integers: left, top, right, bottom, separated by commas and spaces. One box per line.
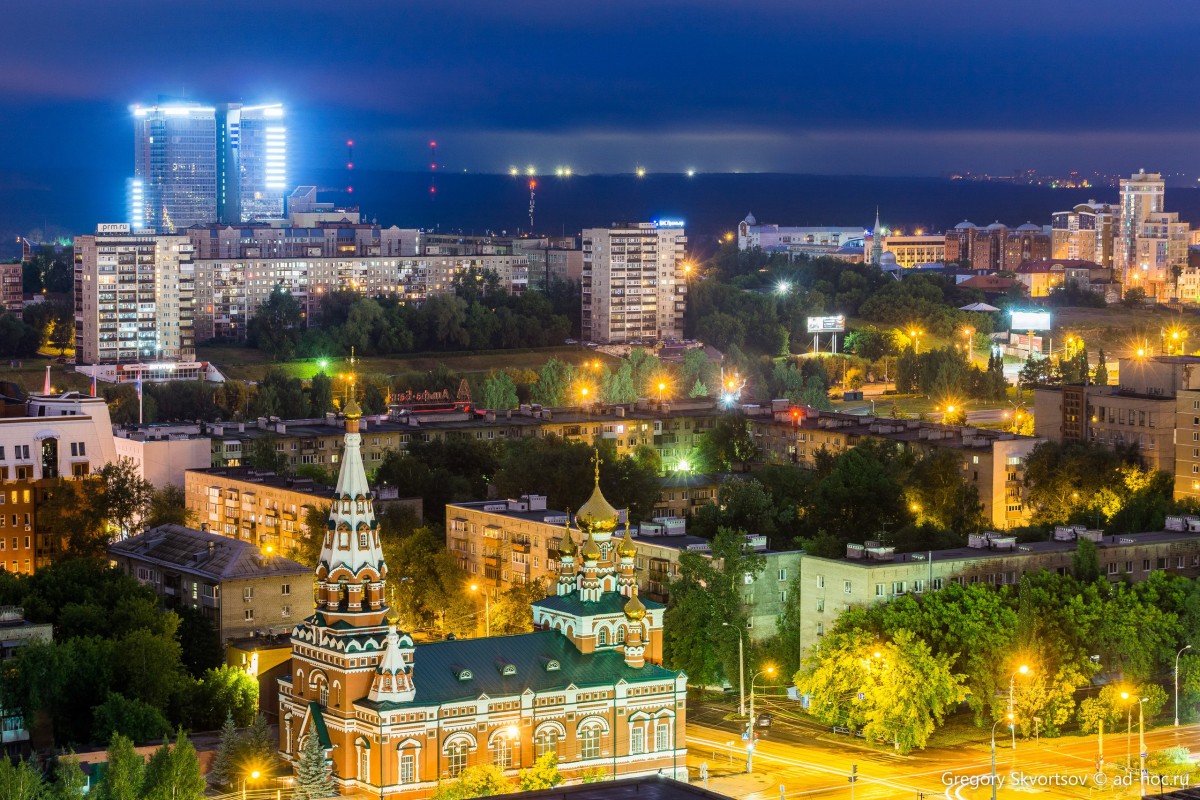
138, 366, 144, 425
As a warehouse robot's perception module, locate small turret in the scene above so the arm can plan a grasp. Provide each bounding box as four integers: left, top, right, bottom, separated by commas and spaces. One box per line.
623, 587, 647, 668
616, 519, 637, 595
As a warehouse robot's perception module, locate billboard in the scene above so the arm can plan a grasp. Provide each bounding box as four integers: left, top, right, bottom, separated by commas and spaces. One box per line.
1009, 310, 1053, 331
807, 315, 846, 333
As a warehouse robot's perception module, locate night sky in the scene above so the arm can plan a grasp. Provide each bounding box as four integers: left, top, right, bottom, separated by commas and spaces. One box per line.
5, 0, 1200, 177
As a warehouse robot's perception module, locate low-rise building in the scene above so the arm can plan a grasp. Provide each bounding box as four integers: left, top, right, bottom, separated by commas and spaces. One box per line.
184, 466, 421, 556
0, 389, 120, 572
1036, 355, 1200, 475
1013, 259, 1108, 298
446, 488, 801, 641
107, 523, 314, 643
797, 524, 1200, 657
0, 606, 52, 755
652, 473, 732, 519
752, 405, 1040, 529
113, 424, 213, 488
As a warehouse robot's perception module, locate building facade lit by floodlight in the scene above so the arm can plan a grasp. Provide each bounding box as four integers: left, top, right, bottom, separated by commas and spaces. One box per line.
582, 222, 687, 345
217, 103, 287, 223
132, 102, 219, 232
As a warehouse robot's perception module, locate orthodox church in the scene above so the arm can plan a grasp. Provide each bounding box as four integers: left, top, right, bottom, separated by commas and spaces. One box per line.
278, 400, 687, 798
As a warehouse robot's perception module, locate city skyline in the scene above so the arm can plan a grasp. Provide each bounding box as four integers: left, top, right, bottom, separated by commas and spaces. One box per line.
6, 1, 1200, 178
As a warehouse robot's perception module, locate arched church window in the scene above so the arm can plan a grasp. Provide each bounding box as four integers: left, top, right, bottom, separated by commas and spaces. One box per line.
597, 628, 608, 647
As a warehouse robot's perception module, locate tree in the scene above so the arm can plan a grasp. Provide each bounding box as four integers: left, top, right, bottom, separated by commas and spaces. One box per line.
95, 459, 156, 538
244, 713, 278, 772
905, 449, 983, 534
294, 732, 334, 800
697, 415, 759, 472
689, 377, 709, 398
482, 371, 519, 410
0, 758, 46, 800
144, 485, 194, 530
97, 734, 145, 800
431, 765, 512, 800
51, 754, 88, 800
1093, 348, 1109, 386
530, 358, 573, 407
248, 285, 303, 361
794, 628, 965, 753
518, 753, 564, 791
143, 729, 206, 800
490, 580, 547, 635
191, 665, 259, 730
91, 692, 171, 744
209, 713, 240, 790
1072, 538, 1100, 582
309, 371, 334, 416
246, 435, 289, 473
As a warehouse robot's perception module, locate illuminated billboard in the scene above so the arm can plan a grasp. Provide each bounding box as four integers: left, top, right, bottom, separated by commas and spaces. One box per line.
807, 315, 846, 333
1009, 310, 1053, 331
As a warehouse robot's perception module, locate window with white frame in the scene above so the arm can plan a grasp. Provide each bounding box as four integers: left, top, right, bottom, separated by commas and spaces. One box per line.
630, 726, 645, 755
399, 752, 416, 784
656, 721, 671, 751
447, 742, 468, 777
579, 723, 602, 760
534, 730, 558, 760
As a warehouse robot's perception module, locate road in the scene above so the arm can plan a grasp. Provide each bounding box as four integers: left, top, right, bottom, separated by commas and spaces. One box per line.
686, 700, 1200, 799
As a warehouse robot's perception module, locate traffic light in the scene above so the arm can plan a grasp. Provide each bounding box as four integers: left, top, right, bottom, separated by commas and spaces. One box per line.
848, 764, 857, 784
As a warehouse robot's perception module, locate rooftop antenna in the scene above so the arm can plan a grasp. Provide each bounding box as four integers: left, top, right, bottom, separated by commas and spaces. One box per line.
345, 139, 355, 194
528, 179, 537, 230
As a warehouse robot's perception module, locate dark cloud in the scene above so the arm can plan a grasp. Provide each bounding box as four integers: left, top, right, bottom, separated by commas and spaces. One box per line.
3, 0, 1200, 173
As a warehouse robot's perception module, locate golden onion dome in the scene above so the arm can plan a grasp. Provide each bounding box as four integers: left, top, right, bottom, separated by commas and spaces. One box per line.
343, 397, 363, 419
558, 514, 577, 557
581, 530, 602, 562
617, 521, 637, 559
386, 609, 401, 626
576, 482, 619, 534
624, 586, 647, 621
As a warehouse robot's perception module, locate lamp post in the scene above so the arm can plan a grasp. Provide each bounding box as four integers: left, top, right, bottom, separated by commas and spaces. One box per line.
658, 382, 666, 403
1176, 644, 1192, 726
990, 715, 1012, 800
1121, 691, 1132, 770
908, 328, 922, 354
469, 583, 490, 637
745, 667, 774, 774
1138, 696, 1147, 789
242, 769, 261, 800
721, 622, 745, 717
504, 724, 521, 771
1009, 665, 1029, 749
963, 326, 975, 365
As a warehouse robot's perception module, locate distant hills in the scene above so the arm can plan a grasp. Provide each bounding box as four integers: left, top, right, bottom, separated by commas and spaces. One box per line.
8, 167, 1200, 259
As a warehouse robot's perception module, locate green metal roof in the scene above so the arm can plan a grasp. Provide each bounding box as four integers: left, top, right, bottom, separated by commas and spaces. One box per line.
357, 629, 679, 712
533, 592, 664, 618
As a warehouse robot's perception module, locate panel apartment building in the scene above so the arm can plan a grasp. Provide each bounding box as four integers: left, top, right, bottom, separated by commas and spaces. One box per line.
582, 223, 687, 345
73, 225, 196, 367
797, 525, 1200, 657
446, 492, 801, 640
1034, 354, 1200, 474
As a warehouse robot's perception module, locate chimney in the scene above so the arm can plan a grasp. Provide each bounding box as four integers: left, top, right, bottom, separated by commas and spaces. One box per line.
207, 541, 215, 556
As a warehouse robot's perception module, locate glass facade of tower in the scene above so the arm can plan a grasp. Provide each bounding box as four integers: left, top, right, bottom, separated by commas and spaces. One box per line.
216, 103, 287, 223
133, 104, 218, 233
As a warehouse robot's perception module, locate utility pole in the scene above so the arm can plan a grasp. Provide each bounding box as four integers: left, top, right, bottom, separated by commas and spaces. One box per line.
849, 764, 857, 800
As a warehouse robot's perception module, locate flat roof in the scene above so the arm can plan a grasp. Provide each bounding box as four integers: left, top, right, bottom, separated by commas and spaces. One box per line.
809, 530, 1200, 568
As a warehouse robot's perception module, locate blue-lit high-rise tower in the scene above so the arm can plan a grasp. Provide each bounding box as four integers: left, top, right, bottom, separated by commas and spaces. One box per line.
131, 100, 287, 232
131, 102, 218, 232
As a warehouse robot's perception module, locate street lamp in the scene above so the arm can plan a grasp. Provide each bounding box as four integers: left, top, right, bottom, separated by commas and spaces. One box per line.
988, 714, 1008, 800
908, 328, 922, 354
1177, 644, 1192, 727
504, 724, 521, 770
721, 622, 746, 717
469, 583, 491, 637
1120, 691, 1133, 770
1009, 665, 1030, 749
242, 769, 261, 800
746, 666, 775, 773
963, 327, 975, 364
658, 382, 666, 403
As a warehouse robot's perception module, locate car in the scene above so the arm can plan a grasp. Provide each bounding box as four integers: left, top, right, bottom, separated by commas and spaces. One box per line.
755, 713, 774, 729
564, 338, 579, 345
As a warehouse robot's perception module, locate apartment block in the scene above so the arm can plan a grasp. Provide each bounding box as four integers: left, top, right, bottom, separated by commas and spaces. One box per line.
446, 495, 799, 640
184, 466, 421, 556
1118, 169, 1165, 286
73, 226, 195, 366
582, 223, 687, 345
108, 523, 314, 643
944, 221, 1051, 272
1035, 355, 1200, 474
0, 390, 120, 573
752, 405, 1040, 529
797, 526, 1200, 657
1052, 201, 1117, 268
0, 264, 21, 313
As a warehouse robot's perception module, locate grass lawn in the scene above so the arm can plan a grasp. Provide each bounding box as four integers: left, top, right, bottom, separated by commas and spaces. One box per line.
2, 358, 93, 396
197, 344, 621, 383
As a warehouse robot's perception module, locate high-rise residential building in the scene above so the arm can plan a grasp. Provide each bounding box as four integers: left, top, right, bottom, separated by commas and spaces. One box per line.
73, 225, 195, 366
1134, 211, 1190, 300
1051, 201, 1117, 268
217, 103, 287, 223
1117, 170, 1165, 284
944, 221, 1051, 272
582, 222, 687, 345
131, 100, 288, 232
131, 102, 219, 232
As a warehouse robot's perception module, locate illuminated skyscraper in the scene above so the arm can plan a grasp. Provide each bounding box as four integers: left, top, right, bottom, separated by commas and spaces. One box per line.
132, 100, 288, 232
132, 102, 218, 232
582, 222, 687, 345
217, 103, 287, 223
